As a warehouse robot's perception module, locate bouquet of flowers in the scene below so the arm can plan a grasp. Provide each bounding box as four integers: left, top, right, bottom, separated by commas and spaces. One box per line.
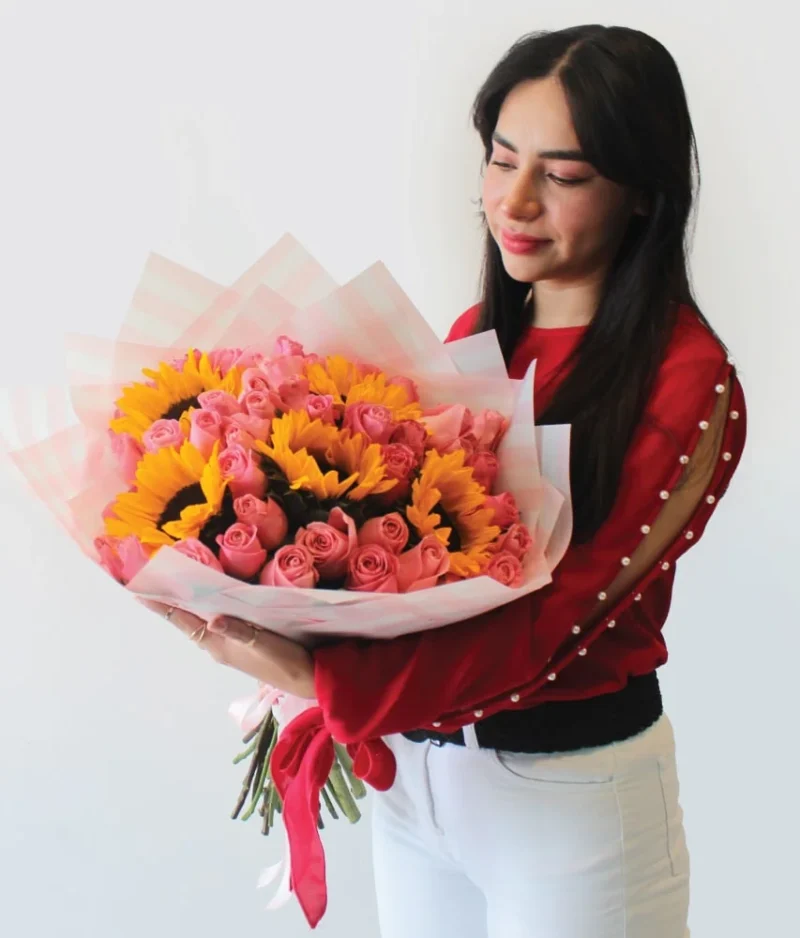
1, 235, 572, 926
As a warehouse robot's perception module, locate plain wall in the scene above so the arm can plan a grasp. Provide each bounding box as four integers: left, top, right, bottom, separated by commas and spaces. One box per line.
1, 1, 796, 936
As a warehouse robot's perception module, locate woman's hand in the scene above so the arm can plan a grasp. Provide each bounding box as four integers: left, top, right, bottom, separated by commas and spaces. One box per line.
137, 599, 316, 699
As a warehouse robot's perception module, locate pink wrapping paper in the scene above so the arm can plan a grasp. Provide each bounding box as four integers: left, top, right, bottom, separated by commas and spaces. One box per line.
1, 235, 572, 644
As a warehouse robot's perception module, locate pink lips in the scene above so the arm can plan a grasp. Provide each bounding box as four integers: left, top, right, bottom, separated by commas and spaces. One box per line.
500, 230, 551, 255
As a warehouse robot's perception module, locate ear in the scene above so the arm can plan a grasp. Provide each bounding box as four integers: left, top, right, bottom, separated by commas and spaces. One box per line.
633, 191, 649, 216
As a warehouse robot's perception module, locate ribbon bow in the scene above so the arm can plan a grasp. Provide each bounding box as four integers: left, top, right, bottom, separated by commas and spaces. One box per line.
270, 706, 396, 928
229, 689, 396, 929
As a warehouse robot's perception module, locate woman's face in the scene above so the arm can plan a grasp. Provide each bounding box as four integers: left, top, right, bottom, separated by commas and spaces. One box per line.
482, 76, 642, 286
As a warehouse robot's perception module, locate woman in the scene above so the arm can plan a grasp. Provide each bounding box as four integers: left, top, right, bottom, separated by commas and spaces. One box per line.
143, 24, 747, 938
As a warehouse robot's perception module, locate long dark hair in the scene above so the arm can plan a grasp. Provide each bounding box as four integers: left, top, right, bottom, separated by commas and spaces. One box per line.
472, 25, 725, 543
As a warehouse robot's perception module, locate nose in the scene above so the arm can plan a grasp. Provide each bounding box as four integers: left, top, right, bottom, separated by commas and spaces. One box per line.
501, 174, 543, 220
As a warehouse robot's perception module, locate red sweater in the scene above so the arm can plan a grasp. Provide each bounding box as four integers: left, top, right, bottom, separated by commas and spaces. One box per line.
312, 302, 748, 742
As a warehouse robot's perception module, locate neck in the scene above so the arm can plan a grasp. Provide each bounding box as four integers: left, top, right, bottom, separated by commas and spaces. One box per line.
528, 277, 602, 329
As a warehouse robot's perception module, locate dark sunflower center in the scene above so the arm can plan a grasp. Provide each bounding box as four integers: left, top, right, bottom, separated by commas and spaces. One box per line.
156, 483, 237, 556
158, 482, 205, 529
436, 503, 463, 553
162, 396, 200, 422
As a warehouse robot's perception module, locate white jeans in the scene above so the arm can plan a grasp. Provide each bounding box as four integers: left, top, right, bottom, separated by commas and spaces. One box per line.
371, 713, 690, 938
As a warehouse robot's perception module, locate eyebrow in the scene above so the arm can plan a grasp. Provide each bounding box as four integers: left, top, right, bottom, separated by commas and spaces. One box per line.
492, 132, 587, 162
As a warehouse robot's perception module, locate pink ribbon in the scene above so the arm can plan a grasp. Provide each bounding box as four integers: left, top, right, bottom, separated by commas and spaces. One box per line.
228, 686, 397, 929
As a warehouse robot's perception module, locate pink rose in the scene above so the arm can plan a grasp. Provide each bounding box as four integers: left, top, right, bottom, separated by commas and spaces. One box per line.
358, 512, 409, 555
346, 544, 400, 593
241, 389, 278, 420
388, 375, 419, 402
171, 538, 225, 573
198, 389, 242, 418
234, 348, 267, 371
225, 412, 272, 444
234, 494, 288, 551
472, 409, 509, 451
343, 402, 396, 444
241, 367, 273, 394
216, 523, 267, 579
109, 431, 144, 485
223, 422, 254, 449
306, 394, 336, 424
208, 347, 243, 376
262, 356, 306, 391
485, 492, 520, 529
260, 544, 320, 588
485, 551, 524, 587
295, 507, 357, 579
422, 404, 476, 454
276, 375, 310, 411
95, 534, 149, 584
273, 335, 305, 358
218, 444, 268, 498
189, 408, 224, 459
467, 450, 499, 492
397, 534, 450, 592
495, 523, 534, 560
95, 535, 123, 581
379, 444, 417, 502
142, 418, 185, 454
390, 420, 428, 462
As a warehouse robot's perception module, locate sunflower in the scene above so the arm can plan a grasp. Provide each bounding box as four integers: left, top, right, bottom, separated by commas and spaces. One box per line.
346, 372, 423, 421
326, 430, 398, 501
406, 449, 501, 577
305, 355, 361, 402
304, 357, 423, 421
111, 350, 241, 442
254, 416, 397, 502
267, 409, 340, 456
104, 440, 228, 547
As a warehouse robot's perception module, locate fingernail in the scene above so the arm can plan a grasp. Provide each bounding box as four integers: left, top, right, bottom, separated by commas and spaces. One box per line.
207, 617, 229, 633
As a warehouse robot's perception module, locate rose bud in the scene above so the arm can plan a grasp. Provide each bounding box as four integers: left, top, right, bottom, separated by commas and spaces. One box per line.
260, 544, 320, 588
218, 444, 268, 499
485, 551, 524, 588
216, 522, 267, 579
357, 513, 409, 555
234, 494, 288, 552
142, 418, 185, 454
485, 492, 520, 529
346, 544, 400, 593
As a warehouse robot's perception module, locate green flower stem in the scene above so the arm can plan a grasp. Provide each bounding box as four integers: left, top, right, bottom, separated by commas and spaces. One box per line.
268, 786, 281, 829
334, 742, 368, 799
328, 758, 361, 824
232, 739, 258, 765
231, 712, 274, 820
241, 721, 277, 822
320, 784, 339, 821
261, 784, 273, 835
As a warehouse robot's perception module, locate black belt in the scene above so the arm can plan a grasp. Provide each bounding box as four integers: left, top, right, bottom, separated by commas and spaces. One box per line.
402, 671, 663, 754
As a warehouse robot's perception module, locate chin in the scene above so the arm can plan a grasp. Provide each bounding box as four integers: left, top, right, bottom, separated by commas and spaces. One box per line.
499, 252, 549, 284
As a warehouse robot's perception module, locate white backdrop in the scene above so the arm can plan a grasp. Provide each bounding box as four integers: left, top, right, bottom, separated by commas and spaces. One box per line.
0, 1, 796, 936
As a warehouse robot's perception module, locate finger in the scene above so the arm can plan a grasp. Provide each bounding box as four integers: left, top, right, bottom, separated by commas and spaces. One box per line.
207, 615, 259, 646
136, 597, 207, 639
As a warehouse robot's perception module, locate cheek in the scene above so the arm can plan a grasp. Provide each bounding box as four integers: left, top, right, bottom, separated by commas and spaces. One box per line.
554, 189, 623, 244
482, 173, 507, 219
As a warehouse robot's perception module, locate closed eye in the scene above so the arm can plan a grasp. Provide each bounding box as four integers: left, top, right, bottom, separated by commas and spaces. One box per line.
489, 161, 588, 186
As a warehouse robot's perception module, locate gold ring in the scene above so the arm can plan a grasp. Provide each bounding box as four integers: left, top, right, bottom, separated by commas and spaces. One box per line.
189, 624, 207, 644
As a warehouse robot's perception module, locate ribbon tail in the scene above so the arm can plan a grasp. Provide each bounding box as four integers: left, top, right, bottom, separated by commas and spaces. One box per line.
272, 709, 335, 929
